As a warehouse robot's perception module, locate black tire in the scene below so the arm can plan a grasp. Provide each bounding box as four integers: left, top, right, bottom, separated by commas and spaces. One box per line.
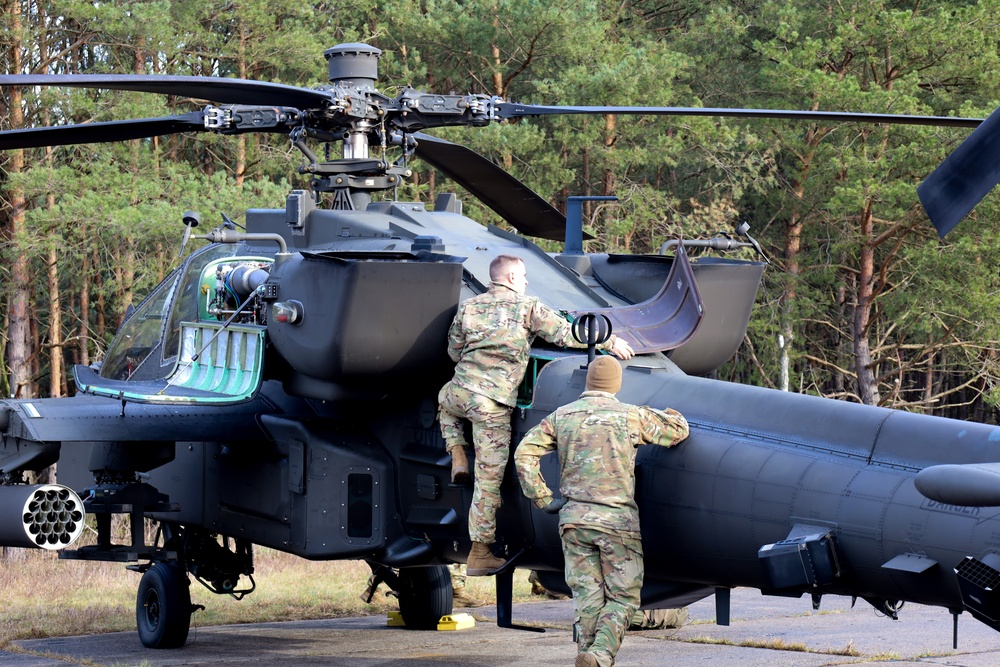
397, 565, 453, 630
136, 562, 192, 648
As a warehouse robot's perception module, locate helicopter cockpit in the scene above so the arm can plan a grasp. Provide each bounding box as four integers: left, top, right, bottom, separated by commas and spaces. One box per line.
75, 243, 274, 404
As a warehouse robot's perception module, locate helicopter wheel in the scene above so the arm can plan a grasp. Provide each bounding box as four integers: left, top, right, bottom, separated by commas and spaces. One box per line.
136, 562, 192, 648
396, 565, 453, 630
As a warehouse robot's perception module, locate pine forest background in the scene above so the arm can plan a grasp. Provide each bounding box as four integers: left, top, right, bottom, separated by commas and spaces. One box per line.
3, 0, 1000, 421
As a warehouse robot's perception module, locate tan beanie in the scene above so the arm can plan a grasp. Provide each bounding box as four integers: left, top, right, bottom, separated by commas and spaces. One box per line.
586, 356, 622, 393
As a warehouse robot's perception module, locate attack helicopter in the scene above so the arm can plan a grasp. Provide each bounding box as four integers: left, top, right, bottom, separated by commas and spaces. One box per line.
2, 41, 1000, 652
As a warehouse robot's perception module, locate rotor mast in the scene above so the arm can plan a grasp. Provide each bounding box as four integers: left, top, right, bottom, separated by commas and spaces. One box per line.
324, 43, 380, 161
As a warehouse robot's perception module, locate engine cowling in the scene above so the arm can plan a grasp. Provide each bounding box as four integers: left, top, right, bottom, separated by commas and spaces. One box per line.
265, 251, 463, 400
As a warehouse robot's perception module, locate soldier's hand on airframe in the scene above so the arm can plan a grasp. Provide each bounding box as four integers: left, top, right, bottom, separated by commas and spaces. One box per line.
542, 498, 567, 514
611, 336, 634, 360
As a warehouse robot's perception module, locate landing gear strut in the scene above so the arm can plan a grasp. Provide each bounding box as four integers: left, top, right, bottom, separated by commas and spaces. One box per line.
129, 524, 250, 648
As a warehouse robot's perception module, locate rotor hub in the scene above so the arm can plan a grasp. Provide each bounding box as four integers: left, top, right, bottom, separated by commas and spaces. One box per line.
324, 43, 382, 89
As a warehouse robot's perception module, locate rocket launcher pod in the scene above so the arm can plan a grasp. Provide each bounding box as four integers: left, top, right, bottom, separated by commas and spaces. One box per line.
0, 483, 86, 550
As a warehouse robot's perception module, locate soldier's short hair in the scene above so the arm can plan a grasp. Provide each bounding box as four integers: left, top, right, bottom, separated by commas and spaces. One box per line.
490, 254, 524, 282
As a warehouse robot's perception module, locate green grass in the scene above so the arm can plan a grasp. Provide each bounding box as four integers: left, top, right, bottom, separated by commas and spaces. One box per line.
684, 634, 865, 657
0, 547, 532, 647
686, 635, 810, 652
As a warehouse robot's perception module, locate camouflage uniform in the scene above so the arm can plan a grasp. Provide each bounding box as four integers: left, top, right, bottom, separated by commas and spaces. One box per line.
629, 607, 688, 630
449, 562, 467, 591
514, 391, 688, 667
438, 282, 616, 544
448, 563, 488, 607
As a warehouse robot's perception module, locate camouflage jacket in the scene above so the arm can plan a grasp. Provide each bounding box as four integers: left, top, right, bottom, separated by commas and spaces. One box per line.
514, 391, 689, 533
447, 283, 613, 407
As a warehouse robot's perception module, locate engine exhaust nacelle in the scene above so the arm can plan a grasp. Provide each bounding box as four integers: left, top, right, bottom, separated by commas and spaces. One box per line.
0, 484, 86, 550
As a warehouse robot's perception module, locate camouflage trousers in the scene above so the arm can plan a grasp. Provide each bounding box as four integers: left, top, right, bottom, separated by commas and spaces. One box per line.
449, 563, 467, 592
437, 381, 512, 544
561, 525, 643, 667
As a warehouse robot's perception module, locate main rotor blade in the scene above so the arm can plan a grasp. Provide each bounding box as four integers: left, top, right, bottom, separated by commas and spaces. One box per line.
414, 132, 584, 242
0, 74, 330, 108
917, 105, 1000, 237
0, 112, 207, 149
494, 102, 983, 129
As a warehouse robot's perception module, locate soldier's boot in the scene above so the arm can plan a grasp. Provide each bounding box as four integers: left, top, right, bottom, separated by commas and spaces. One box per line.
450, 447, 471, 485
453, 586, 487, 608
575, 652, 598, 667
530, 577, 569, 600
466, 542, 506, 576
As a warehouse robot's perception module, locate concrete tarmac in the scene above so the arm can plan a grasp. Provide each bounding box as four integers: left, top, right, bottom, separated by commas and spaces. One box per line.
2, 587, 998, 666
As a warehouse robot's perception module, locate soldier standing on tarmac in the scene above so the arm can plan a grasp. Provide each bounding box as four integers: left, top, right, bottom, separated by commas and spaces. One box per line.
514, 356, 689, 667
438, 254, 634, 576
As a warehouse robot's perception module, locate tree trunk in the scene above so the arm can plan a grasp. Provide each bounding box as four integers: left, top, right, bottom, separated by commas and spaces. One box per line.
93, 246, 106, 342
29, 299, 39, 398
78, 250, 91, 367
491, 43, 504, 96
834, 283, 847, 396
4, 0, 33, 399
780, 211, 804, 393
924, 347, 935, 410
42, 106, 63, 398
778, 125, 825, 393
47, 244, 63, 397
489, 42, 513, 171
116, 252, 136, 330
602, 114, 617, 196
853, 201, 881, 405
